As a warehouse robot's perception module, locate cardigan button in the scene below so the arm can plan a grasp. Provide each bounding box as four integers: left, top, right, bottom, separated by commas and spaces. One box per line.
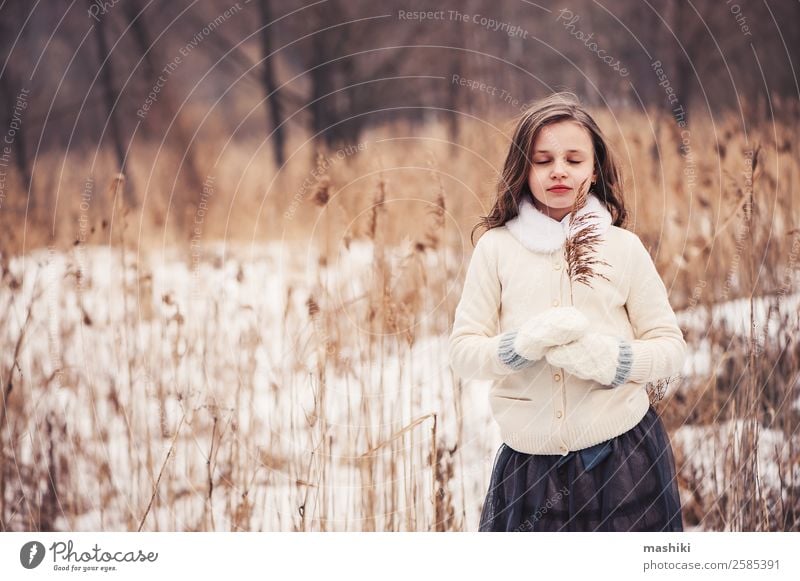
556, 410, 563, 419
554, 373, 562, 382
559, 445, 568, 454
553, 263, 562, 271
552, 299, 560, 306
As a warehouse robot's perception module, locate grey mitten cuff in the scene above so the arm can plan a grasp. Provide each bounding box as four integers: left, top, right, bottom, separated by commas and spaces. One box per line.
497, 330, 536, 371
610, 340, 634, 387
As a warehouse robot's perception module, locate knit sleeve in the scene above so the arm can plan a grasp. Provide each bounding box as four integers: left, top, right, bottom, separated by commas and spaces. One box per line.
448, 232, 519, 381
624, 236, 687, 384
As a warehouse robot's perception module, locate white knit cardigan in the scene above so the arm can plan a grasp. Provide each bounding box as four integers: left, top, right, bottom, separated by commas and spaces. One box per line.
448, 195, 686, 455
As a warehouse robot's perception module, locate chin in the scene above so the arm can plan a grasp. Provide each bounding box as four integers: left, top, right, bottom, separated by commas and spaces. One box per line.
541, 195, 576, 208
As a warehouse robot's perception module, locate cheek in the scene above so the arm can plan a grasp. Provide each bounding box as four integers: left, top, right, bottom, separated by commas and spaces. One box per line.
528, 167, 545, 189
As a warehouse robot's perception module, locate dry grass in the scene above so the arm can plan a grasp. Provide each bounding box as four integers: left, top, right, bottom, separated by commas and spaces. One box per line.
0, 105, 798, 531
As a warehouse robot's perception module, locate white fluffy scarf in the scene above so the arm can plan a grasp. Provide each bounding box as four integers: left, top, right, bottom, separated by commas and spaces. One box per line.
505, 194, 613, 254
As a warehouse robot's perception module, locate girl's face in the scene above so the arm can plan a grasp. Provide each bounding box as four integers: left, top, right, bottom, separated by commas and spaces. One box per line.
527, 120, 597, 222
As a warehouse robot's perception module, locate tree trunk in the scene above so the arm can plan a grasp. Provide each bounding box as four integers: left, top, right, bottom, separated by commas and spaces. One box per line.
123, 0, 205, 232
88, 0, 136, 207
0, 0, 33, 215
258, 0, 287, 168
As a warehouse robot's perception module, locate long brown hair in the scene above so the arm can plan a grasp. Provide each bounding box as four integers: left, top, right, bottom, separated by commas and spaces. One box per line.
470, 92, 627, 246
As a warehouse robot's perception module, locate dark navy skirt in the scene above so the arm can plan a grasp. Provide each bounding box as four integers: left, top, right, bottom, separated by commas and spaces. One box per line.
479, 406, 683, 532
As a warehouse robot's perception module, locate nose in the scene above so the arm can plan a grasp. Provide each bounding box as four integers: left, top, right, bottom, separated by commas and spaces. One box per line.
550, 158, 568, 178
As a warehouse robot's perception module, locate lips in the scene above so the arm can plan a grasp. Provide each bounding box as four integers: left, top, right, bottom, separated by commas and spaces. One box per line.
547, 185, 572, 193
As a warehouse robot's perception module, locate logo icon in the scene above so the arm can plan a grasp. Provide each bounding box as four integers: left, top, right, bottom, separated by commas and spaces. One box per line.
20, 541, 46, 569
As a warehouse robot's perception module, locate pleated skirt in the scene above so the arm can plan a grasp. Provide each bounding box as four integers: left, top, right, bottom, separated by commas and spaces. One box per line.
479, 406, 683, 532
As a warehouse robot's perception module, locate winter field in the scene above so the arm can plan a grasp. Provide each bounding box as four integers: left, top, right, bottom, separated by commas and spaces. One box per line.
1, 115, 799, 532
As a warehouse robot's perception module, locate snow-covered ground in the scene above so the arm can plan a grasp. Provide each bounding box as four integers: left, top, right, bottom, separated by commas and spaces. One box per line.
2, 241, 498, 531
1, 241, 797, 531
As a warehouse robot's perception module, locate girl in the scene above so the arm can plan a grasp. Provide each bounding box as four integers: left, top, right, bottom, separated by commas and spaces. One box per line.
448, 92, 686, 532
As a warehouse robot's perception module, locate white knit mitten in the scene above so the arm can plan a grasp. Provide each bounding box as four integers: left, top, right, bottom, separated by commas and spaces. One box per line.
545, 333, 633, 387
509, 307, 590, 362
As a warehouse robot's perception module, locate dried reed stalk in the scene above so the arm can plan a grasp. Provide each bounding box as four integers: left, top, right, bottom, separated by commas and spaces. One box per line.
564, 179, 610, 304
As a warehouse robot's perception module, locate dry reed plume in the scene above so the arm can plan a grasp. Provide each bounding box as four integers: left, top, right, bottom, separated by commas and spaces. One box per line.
564, 177, 611, 304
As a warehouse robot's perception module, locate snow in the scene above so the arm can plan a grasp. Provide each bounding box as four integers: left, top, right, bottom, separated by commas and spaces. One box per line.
2, 241, 796, 531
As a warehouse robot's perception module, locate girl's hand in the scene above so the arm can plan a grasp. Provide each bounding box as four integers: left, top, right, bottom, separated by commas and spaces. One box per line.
511, 306, 590, 362
545, 332, 633, 387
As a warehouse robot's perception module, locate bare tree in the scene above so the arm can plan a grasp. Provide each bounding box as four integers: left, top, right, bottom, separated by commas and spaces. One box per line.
0, 0, 33, 210
123, 0, 209, 232
257, 0, 287, 168
86, 0, 136, 207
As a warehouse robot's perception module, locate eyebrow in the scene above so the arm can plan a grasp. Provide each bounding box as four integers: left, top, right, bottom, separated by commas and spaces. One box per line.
533, 149, 588, 154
